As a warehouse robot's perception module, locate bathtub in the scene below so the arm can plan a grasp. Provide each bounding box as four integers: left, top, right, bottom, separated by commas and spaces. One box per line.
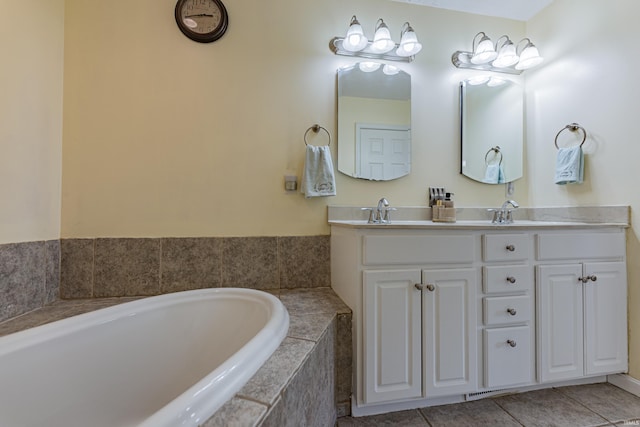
0, 288, 289, 427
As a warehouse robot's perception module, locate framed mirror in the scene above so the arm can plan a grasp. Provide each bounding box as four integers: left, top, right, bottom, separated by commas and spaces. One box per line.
460, 77, 523, 184
337, 62, 411, 181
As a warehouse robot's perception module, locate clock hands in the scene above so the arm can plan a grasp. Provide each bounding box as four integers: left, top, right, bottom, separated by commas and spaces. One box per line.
185, 13, 214, 18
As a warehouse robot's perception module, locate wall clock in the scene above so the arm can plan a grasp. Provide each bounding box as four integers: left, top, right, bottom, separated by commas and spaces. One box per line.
175, 0, 228, 43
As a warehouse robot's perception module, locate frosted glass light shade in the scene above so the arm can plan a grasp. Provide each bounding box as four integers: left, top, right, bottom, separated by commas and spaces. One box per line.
396, 25, 422, 57
471, 33, 497, 64
371, 20, 395, 53
342, 16, 368, 52
516, 43, 543, 70
492, 41, 519, 68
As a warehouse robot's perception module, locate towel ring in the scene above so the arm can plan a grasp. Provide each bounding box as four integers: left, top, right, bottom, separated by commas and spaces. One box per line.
304, 124, 331, 146
554, 123, 587, 149
485, 146, 503, 166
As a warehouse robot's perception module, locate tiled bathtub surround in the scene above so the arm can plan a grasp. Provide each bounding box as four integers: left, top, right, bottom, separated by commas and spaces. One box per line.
0, 287, 352, 426
0, 240, 60, 322
61, 235, 330, 299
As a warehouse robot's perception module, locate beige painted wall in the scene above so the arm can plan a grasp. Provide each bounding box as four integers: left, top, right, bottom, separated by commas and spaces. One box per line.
61, 0, 526, 238
526, 0, 640, 378
0, 0, 64, 244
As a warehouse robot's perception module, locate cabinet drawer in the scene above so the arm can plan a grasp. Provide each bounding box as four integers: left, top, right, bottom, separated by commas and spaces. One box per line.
484, 326, 532, 388
483, 295, 531, 326
482, 234, 530, 262
536, 232, 625, 261
363, 234, 475, 265
483, 265, 532, 293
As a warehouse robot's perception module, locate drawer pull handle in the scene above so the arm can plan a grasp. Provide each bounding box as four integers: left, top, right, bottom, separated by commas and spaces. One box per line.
507, 308, 517, 316
506, 276, 516, 284
506, 244, 516, 252
507, 339, 517, 348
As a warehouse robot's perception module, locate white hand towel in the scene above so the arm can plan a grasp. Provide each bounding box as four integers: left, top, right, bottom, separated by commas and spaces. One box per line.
554, 146, 584, 185
301, 145, 337, 198
483, 163, 505, 184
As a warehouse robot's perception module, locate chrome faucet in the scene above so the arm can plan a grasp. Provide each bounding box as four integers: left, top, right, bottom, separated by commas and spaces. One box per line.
489, 199, 519, 224
362, 198, 395, 224
376, 198, 389, 222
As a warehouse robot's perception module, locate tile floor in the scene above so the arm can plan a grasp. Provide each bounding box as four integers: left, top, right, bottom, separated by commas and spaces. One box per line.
337, 383, 640, 426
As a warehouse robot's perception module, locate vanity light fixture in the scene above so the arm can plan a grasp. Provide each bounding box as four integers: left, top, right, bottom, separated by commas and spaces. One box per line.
452, 32, 544, 75
330, 15, 422, 63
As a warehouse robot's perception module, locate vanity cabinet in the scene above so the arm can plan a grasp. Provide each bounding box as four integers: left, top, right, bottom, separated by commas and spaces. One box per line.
536, 232, 627, 383
330, 222, 628, 416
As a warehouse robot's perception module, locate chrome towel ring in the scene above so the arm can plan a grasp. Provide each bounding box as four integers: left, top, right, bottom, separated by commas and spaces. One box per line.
554, 123, 587, 149
304, 124, 332, 146
485, 146, 503, 165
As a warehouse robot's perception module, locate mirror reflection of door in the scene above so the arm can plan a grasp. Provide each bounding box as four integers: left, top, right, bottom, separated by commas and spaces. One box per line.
337, 63, 411, 181
356, 124, 410, 180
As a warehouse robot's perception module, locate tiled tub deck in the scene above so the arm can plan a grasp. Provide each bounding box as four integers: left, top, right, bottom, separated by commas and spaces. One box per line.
0, 287, 352, 427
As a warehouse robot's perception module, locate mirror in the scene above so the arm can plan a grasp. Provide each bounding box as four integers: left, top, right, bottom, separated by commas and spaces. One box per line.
337, 63, 411, 181
460, 77, 523, 184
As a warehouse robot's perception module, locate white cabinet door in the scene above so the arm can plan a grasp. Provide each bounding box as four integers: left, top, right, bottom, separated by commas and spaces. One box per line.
537, 264, 584, 383
584, 262, 628, 375
538, 261, 628, 383
422, 268, 477, 397
363, 270, 422, 404
484, 326, 532, 388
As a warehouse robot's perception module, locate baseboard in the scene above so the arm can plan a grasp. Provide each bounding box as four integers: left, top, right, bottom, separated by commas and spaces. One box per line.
608, 374, 640, 397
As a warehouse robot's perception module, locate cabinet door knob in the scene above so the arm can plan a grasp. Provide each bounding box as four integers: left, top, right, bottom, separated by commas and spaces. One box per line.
415, 283, 425, 291
506, 244, 516, 252
579, 275, 598, 283
506, 276, 516, 284
507, 339, 517, 347
426, 284, 435, 292
507, 308, 517, 316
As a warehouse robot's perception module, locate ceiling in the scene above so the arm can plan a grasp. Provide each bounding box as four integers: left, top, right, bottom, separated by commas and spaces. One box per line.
390, 0, 554, 21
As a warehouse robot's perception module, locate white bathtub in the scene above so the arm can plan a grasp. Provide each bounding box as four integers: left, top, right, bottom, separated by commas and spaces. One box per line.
0, 288, 289, 427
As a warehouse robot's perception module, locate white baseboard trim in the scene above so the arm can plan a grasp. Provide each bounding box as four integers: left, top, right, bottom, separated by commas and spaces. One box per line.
608, 374, 640, 397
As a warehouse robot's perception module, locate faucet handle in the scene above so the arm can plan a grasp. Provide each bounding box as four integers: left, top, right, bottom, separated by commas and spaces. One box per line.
383, 207, 397, 223
487, 208, 500, 224
361, 207, 375, 224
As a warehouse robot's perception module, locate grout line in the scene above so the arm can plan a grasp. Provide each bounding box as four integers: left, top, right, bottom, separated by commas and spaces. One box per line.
491, 398, 526, 426
552, 386, 615, 425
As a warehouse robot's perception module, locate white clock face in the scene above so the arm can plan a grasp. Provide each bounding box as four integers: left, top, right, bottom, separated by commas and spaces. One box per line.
180, 0, 222, 35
